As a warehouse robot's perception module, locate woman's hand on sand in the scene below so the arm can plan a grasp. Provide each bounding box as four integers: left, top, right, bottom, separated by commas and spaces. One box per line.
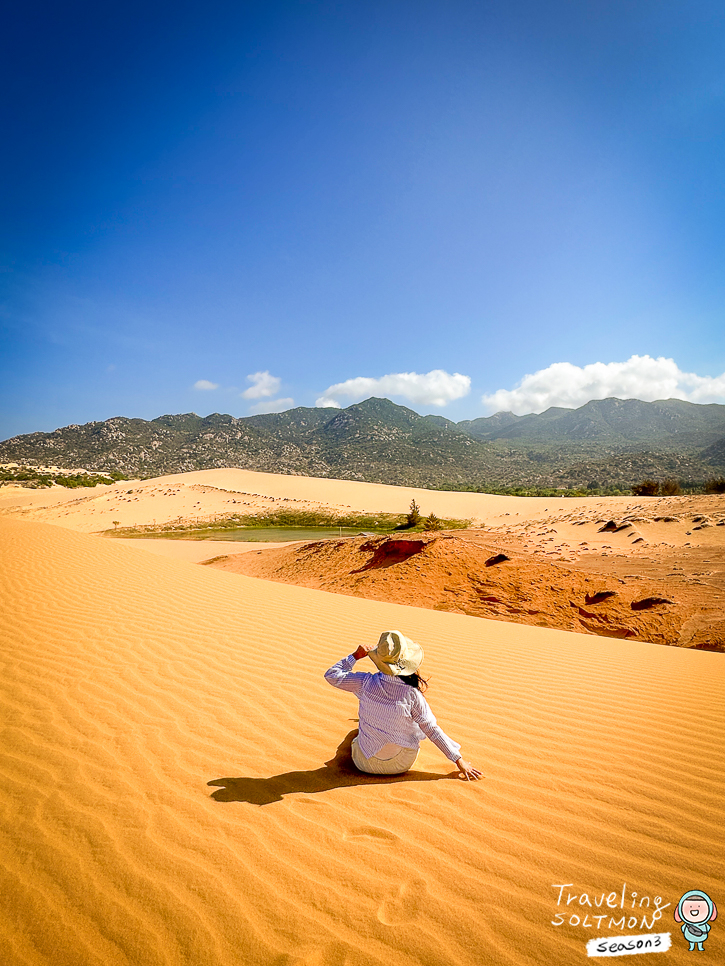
352, 643, 374, 661
455, 758, 482, 781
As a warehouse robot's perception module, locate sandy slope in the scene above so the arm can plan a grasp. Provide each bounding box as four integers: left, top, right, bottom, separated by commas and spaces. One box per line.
1, 516, 723, 966
111, 537, 295, 563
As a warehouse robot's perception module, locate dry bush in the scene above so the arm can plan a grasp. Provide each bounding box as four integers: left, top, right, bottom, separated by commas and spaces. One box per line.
704, 477, 725, 494
660, 479, 681, 496
632, 479, 660, 496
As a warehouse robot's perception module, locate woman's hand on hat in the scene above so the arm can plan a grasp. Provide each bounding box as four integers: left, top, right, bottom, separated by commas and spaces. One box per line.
353, 643, 374, 661
455, 758, 482, 782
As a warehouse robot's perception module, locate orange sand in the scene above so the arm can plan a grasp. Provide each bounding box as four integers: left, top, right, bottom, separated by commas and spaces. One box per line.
1, 514, 724, 966
208, 530, 725, 648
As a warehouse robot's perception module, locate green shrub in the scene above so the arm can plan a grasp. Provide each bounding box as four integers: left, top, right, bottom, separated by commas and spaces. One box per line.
423, 512, 443, 531
54, 474, 113, 488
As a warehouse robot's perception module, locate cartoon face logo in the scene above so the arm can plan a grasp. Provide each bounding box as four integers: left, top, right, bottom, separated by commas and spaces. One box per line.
674, 891, 718, 951
683, 899, 709, 922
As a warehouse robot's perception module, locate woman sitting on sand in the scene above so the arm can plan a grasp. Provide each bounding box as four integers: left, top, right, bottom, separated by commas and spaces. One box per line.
325, 630, 481, 781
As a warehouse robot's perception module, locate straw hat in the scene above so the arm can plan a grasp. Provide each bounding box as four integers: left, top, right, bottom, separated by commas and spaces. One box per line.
368, 630, 424, 676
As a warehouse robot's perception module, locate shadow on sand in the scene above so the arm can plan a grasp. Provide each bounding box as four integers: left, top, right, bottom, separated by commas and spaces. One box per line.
208, 729, 456, 806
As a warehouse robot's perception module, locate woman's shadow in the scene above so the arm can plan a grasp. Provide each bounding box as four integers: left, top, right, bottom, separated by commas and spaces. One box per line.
207, 728, 456, 806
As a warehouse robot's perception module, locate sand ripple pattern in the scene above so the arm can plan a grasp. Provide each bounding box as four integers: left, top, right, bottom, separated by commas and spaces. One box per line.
1, 518, 723, 966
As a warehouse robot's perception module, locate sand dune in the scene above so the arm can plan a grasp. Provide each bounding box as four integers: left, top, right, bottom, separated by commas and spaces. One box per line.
1, 515, 724, 965
111, 537, 295, 563
3, 470, 723, 569
0, 467, 659, 534
208, 530, 725, 648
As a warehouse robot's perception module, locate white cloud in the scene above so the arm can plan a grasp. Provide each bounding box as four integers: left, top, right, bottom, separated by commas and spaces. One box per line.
241, 371, 281, 399
316, 369, 471, 409
194, 379, 219, 391
248, 397, 295, 415
481, 355, 725, 415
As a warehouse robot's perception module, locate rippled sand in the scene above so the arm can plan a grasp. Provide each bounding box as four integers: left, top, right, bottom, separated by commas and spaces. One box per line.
1, 515, 723, 965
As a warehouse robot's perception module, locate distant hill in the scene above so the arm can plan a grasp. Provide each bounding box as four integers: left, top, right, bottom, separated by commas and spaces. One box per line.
2, 396, 725, 491
458, 397, 725, 447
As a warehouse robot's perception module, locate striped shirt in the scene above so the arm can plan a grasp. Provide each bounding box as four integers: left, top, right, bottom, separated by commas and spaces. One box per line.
324, 654, 462, 762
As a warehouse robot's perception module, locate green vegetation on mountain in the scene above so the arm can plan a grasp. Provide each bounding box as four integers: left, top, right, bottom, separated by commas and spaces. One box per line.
2, 397, 725, 492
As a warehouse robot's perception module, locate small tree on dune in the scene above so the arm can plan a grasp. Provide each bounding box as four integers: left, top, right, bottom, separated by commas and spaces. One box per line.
424, 512, 443, 531
406, 499, 421, 527
660, 478, 681, 496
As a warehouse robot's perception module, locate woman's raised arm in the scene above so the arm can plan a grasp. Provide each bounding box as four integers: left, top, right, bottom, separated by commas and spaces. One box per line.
324, 654, 366, 694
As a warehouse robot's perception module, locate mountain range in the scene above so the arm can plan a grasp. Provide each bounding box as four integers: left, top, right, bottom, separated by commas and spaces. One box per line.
2, 396, 725, 491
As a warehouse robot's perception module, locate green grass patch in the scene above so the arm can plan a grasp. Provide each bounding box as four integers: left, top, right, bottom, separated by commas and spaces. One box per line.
106, 507, 471, 538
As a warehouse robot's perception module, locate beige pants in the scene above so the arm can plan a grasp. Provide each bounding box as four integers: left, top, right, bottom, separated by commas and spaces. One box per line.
351, 738, 419, 775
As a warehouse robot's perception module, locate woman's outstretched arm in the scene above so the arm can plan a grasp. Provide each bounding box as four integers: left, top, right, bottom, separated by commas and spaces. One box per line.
411, 695, 482, 781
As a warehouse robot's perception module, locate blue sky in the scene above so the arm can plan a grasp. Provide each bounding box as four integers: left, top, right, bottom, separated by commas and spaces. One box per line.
2, 0, 725, 439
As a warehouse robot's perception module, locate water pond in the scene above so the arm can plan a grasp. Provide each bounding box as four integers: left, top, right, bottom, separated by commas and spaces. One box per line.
124, 527, 384, 543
